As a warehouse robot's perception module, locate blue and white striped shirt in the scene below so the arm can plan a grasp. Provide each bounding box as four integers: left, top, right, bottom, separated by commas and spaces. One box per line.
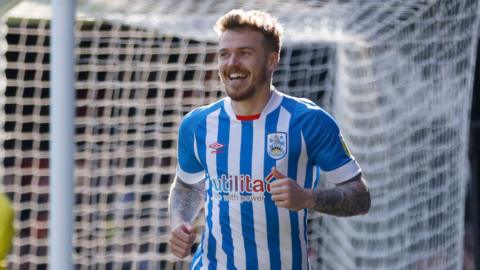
176, 89, 361, 270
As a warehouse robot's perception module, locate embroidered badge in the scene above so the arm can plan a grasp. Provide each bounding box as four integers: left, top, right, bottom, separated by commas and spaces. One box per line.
267, 132, 287, 159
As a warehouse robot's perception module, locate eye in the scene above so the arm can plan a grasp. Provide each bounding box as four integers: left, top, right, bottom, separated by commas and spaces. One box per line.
219, 52, 229, 59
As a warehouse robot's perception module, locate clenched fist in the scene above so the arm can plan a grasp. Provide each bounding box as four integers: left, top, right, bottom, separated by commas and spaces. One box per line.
169, 223, 197, 258
269, 167, 314, 211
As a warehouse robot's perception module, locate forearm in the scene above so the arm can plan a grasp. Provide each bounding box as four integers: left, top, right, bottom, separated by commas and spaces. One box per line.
309, 174, 371, 217
168, 176, 204, 228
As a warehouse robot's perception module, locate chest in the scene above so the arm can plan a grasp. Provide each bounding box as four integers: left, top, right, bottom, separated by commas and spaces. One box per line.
196, 119, 304, 177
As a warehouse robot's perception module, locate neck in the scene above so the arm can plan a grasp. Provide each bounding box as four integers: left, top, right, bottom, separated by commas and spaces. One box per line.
231, 84, 273, 116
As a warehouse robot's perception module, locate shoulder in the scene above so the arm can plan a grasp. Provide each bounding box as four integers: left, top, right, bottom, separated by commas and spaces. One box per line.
180, 99, 225, 132
279, 93, 337, 129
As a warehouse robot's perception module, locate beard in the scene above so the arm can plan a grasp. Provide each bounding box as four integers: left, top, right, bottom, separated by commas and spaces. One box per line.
225, 83, 256, 101
221, 66, 270, 102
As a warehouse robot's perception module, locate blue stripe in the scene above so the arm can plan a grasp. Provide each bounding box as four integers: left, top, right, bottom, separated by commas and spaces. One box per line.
303, 162, 314, 270
313, 166, 321, 189
264, 108, 281, 270
240, 120, 258, 269
190, 237, 204, 270
217, 108, 236, 270
196, 119, 217, 270
303, 207, 309, 270
288, 121, 302, 270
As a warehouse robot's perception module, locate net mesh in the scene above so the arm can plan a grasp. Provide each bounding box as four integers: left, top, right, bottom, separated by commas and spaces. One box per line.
1, 0, 479, 269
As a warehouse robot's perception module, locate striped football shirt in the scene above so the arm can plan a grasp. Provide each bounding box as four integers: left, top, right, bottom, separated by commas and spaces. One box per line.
176, 88, 361, 270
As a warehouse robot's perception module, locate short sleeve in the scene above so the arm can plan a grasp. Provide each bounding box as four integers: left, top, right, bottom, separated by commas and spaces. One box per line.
176, 111, 205, 184
302, 109, 361, 184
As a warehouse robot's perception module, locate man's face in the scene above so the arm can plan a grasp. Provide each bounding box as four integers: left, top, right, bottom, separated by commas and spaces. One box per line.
217, 29, 275, 102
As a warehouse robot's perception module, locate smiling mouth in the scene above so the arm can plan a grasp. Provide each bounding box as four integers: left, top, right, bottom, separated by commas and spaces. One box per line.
228, 72, 248, 80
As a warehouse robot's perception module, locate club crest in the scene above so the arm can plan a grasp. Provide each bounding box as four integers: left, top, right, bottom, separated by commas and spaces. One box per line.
267, 132, 287, 159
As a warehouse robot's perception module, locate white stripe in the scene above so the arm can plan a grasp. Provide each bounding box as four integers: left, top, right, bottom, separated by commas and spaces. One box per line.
176, 165, 205, 184
194, 135, 200, 164
205, 109, 221, 176
191, 250, 202, 269
323, 159, 361, 184
276, 107, 292, 270
297, 134, 308, 270
200, 132, 210, 269
252, 117, 269, 269
204, 109, 227, 269
228, 120, 246, 269
298, 209, 308, 270
202, 196, 209, 270
297, 134, 308, 189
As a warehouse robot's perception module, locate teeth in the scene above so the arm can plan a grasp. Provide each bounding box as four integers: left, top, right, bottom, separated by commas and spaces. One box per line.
229, 73, 247, 79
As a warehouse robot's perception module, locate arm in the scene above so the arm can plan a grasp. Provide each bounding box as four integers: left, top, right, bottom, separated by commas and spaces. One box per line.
308, 173, 370, 216
168, 176, 204, 258
169, 176, 204, 228
270, 169, 370, 216
295, 107, 371, 215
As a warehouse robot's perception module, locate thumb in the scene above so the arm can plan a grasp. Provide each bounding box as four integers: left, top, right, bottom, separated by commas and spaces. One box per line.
271, 167, 286, 179
184, 223, 197, 234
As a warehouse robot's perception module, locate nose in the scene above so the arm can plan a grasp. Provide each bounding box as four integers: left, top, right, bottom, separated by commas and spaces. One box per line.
227, 54, 240, 66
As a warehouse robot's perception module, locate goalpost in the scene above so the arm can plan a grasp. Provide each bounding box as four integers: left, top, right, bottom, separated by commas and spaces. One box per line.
0, 0, 479, 269
49, 0, 75, 270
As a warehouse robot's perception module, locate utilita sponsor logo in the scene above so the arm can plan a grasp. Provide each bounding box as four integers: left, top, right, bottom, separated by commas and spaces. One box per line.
211, 172, 275, 193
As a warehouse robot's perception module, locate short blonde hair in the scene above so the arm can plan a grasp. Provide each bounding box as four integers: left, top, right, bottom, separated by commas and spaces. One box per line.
214, 9, 283, 54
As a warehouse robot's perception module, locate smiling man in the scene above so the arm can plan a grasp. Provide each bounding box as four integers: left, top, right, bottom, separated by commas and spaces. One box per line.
169, 9, 371, 270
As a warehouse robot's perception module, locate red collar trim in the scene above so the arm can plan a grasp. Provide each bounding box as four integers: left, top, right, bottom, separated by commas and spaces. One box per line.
236, 113, 261, 121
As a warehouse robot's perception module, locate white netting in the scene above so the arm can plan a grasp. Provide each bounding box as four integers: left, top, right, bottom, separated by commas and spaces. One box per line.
0, 0, 478, 269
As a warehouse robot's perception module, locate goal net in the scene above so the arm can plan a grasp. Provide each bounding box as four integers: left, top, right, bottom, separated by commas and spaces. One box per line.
1, 0, 479, 269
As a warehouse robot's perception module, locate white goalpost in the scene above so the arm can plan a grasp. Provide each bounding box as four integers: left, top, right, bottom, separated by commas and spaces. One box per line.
0, 0, 479, 269
49, 0, 75, 270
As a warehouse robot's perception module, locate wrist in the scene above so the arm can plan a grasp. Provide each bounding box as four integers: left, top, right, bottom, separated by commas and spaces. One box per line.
305, 189, 316, 209
171, 216, 186, 229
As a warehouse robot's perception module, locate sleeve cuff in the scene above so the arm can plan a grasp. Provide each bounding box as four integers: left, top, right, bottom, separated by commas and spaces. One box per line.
323, 159, 361, 184
176, 165, 205, 184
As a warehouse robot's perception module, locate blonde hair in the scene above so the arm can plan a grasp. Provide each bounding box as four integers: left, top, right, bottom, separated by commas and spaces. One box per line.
214, 9, 283, 54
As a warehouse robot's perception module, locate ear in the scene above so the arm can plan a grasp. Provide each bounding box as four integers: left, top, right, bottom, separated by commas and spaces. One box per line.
268, 52, 280, 71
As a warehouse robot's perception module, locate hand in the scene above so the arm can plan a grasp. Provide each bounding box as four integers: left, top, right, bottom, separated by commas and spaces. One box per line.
269, 167, 314, 211
169, 223, 197, 258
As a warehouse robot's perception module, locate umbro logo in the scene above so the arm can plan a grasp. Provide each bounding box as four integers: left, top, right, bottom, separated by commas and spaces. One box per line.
209, 142, 224, 154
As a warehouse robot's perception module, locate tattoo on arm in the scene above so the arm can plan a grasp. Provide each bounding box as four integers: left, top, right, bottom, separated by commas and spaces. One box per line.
168, 176, 205, 228
311, 174, 371, 217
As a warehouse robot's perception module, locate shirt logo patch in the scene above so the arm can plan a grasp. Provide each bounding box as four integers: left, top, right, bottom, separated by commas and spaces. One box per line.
209, 142, 224, 154
267, 132, 287, 159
